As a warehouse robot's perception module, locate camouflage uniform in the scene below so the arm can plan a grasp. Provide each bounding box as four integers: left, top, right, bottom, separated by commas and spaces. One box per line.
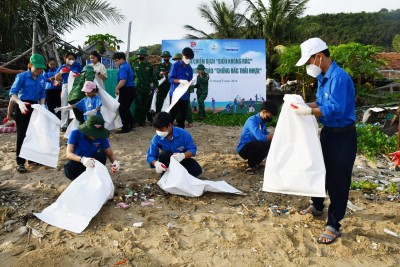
155, 51, 172, 112
194, 64, 209, 118
132, 48, 155, 126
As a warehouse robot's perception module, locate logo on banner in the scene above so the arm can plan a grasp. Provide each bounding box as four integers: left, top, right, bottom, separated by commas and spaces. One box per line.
190, 42, 196, 47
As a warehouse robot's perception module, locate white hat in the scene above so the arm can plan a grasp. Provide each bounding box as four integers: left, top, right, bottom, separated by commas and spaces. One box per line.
296, 37, 328, 66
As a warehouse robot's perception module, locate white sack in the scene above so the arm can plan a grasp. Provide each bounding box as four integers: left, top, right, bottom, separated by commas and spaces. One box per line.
94, 81, 122, 130
158, 157, 243, 197
161, 94, 170, 112
19, 104, 61, 168
158, 76, 166, 87
34, 161, 114, 233
165, 82, 192, 113
362, 106, 399, 123
67, 72, 76, 118
262, 94, 326, 197
63, 118, 79, 139
150, 91, 157, 113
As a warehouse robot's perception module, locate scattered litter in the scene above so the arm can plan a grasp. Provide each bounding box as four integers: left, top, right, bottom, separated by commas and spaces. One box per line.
304, 224, 309, 228
116, 202, 129, 209
251, 247, 258, 253
379, 180, 391, 185
281, 209, 289, 213
169, 214, 179, 219
3, 219, 18, 227
356, 166, 363, 169
141, 201, 154, 207
15, 226, 28, 237
31, 228, 44, 238
372, 241, 378, 250
384, 228, 400, 238
237, 211, 244, 215
132, 222, 143, 228
268, 207, 279, 217
113, 240, 118, 247
167, 222, 174, 229
390, 178, 400, 183
347, 201, 363, 212
114, 259, 128, 266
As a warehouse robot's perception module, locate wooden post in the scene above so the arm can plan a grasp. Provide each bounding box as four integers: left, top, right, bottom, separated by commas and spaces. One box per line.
32, 20, 38, 54
42, 5, 61, 66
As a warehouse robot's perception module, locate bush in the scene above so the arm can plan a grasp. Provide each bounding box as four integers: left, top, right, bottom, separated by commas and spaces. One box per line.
193, 111, 278, 127
356, 124, 398, 159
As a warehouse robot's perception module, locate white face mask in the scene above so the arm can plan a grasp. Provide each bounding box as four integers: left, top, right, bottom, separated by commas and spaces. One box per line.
306, 57, 322, 78
67, 59, 75, 65
183, 58, 191, 64
156, 127, 169, 138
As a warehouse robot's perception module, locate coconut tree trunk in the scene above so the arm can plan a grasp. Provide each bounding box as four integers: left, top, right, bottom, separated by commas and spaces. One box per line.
42, 5, 61, 65
32, 20, 38, 54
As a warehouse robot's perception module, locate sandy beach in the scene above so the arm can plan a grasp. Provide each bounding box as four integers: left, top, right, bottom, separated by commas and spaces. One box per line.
0, 123, 399, 267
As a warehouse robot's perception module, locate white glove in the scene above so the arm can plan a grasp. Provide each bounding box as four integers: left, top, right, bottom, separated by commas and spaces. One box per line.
80, 156, 95, 168
54, 105, 71, 113
111, 160, 120, 173
290, 103, 312, 115
150, 83, 154, 88
172, 153, 185, 162
154, 161, 167, 173
179, 79, 189, 85
84, 109, 98, 116
191, 76, 197, 86
16, 100, 29, 114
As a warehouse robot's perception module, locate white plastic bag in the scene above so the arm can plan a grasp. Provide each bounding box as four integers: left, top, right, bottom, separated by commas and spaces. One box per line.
150, 90, 157, 113
262, 94, 326, 197
165, 82, 192, 113
19, 104, 61, 168
34, 161, 114, 233
95, 81, 122, 130
161, 94, 170, 112
64, 118, 79, 139
158, 157, 243, 197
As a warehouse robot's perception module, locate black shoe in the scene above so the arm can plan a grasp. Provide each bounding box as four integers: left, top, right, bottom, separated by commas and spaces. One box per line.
16, 164, 26, 173
61, 127, 67, 132
116, 129, 130, 134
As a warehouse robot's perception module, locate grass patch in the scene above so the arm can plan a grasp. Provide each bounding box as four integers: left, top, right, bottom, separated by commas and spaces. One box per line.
193, 111, 277, 127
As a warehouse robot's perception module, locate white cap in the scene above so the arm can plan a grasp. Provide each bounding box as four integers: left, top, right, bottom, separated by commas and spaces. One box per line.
296, 37, 328, 66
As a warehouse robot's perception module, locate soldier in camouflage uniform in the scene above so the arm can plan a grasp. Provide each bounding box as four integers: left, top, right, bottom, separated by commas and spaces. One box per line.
194, 64, 209, 119
155, 51, 172, 112
132, 48, 155, 126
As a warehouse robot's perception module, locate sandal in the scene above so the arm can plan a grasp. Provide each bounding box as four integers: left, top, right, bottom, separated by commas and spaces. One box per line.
245, 167, 255, 175
317, 225, 341, 245
299, 205, 323, 216
16, 164, 26, 173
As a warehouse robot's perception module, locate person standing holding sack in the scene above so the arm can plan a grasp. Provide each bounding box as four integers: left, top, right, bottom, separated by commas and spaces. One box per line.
9, 54, 47, 173
291, 37, 357, 245
89, 50, 107, 89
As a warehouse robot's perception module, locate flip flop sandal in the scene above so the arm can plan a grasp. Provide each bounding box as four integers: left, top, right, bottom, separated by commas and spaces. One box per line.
245, 167, 255, 175
299, 205, 323, 216
16, 164, 26, 173
317, 225, 341, 245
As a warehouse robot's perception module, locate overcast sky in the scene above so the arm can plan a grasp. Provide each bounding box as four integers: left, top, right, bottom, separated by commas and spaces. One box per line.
64, 0, 399, 51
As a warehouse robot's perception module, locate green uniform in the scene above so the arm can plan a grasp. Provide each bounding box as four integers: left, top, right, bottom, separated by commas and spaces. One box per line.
132, 60, 155, 125
155, 61, 172, 112
194, 73, 209, 118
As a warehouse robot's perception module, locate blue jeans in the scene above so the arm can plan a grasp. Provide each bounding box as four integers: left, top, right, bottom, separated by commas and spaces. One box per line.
64, 151, 107, 180
311, 127, 357, 231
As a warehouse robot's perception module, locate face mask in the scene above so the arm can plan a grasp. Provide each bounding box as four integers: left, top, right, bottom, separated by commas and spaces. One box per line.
263, 117, 272, 123
183, 58, 191, 64
139, 56, 145, 61
67, 59, 75, 65
156, 127, 169, 138
306, 57, 322, 78
164, 59, 169, 62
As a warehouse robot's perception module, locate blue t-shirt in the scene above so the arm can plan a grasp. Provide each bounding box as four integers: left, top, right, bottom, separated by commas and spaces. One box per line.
146, 127, 197, 167
315, 61, 356, 127
237, 113, 269, 153
9, 71, 46, 102
75, 95, 102, 121
168, 60, 193, 100
43, 68, 61, 90
117, 62, 134, 87
68, 129, 110, 157
56, 62, 83, 84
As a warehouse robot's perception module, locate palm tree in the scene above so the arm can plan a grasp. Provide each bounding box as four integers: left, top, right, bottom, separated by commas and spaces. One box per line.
0, 0, 124, 58
184, 0, 247, 39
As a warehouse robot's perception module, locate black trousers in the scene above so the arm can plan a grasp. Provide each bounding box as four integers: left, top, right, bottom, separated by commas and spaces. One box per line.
169, 99, 189, 129
64, 151, 107, 180
15, 101, 35, 165
45, 90, 61, 119
158, 150, 202, 177
118, 86, 135, 131
238, 140, 271, 167
311, 127, 357, 231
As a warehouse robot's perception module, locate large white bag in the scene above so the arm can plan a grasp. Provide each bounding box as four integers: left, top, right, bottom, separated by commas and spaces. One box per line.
63, 118, 79, 139
19, 104, 61, 168
150, 91, 157, 113
165, 82, 193, 113
34, 161, 114, 233
262, 94, 326, 197
95, 81, 122, 130
158, 157, 243, 197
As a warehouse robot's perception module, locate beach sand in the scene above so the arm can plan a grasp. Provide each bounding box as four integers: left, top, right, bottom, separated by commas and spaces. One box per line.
0, 123, 399, 267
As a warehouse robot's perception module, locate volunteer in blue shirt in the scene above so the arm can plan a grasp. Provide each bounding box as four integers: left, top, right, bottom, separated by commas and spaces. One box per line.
9, 54, 46, 173
237, 101, 278, 174
112, 52, 135, 133
55, 52, 83, 131
43, 57, 61, 117
168, 47, 194, 129
147, 112, 202, 177
64, 115, 120, 180
291, 37, 357, 245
